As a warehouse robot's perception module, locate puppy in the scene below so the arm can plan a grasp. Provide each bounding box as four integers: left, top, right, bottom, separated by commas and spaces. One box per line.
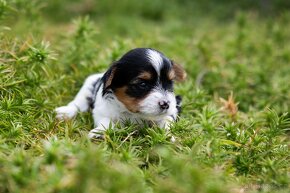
55, 48, 186, 141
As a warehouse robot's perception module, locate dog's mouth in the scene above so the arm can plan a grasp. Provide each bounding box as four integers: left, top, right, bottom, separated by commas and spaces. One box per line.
159, 108, 169, 115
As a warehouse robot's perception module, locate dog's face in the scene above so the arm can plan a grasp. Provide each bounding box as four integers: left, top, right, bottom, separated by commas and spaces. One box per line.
102, 48, 186, 119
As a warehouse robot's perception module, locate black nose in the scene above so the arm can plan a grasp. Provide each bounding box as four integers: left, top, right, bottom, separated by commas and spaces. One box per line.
159, 100, 170, 110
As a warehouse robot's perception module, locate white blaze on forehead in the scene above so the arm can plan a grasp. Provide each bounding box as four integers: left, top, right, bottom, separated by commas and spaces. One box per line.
146, 49, 163, 74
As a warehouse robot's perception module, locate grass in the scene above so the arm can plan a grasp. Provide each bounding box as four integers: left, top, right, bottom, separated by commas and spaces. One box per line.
1, 1, 290, 192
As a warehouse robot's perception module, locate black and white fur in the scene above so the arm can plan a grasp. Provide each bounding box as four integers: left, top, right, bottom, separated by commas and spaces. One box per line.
55, 48, 186, 141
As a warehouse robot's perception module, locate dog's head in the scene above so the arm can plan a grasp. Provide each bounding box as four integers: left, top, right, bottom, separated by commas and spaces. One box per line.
102, 48, 186, 119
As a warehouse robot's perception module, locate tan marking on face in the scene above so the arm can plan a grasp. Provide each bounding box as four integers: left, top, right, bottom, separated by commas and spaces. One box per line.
137, 71, 152, 80
168, 69, 176, 80
172, 62, 187, 82
114, 86, 141, 113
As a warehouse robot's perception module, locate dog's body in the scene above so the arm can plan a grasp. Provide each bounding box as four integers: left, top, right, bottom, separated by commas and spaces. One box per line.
55, 48, 186, 140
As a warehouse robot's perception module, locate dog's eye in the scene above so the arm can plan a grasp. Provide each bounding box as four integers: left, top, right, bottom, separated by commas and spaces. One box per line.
139, 82, 147, 88
130, 79, 150, 90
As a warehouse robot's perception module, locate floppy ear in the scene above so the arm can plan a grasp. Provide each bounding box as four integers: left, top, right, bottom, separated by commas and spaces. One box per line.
171, 60, 187, 82
102, 63, 117, 90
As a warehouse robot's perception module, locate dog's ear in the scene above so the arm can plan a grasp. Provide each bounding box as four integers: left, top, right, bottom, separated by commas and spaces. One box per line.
171, 60, 187, 82
102, 63, 117, 90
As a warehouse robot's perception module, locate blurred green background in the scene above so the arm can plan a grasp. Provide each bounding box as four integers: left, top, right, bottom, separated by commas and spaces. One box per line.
4, 0, 290, 112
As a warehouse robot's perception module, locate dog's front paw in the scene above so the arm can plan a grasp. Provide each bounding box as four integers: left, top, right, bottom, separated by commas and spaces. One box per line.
88, 128, 105, 140
170, 135, 176, 143
55, 105, 78, 120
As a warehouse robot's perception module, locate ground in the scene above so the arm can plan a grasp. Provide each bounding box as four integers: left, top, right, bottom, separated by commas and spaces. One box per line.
0, 1, 290, 193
